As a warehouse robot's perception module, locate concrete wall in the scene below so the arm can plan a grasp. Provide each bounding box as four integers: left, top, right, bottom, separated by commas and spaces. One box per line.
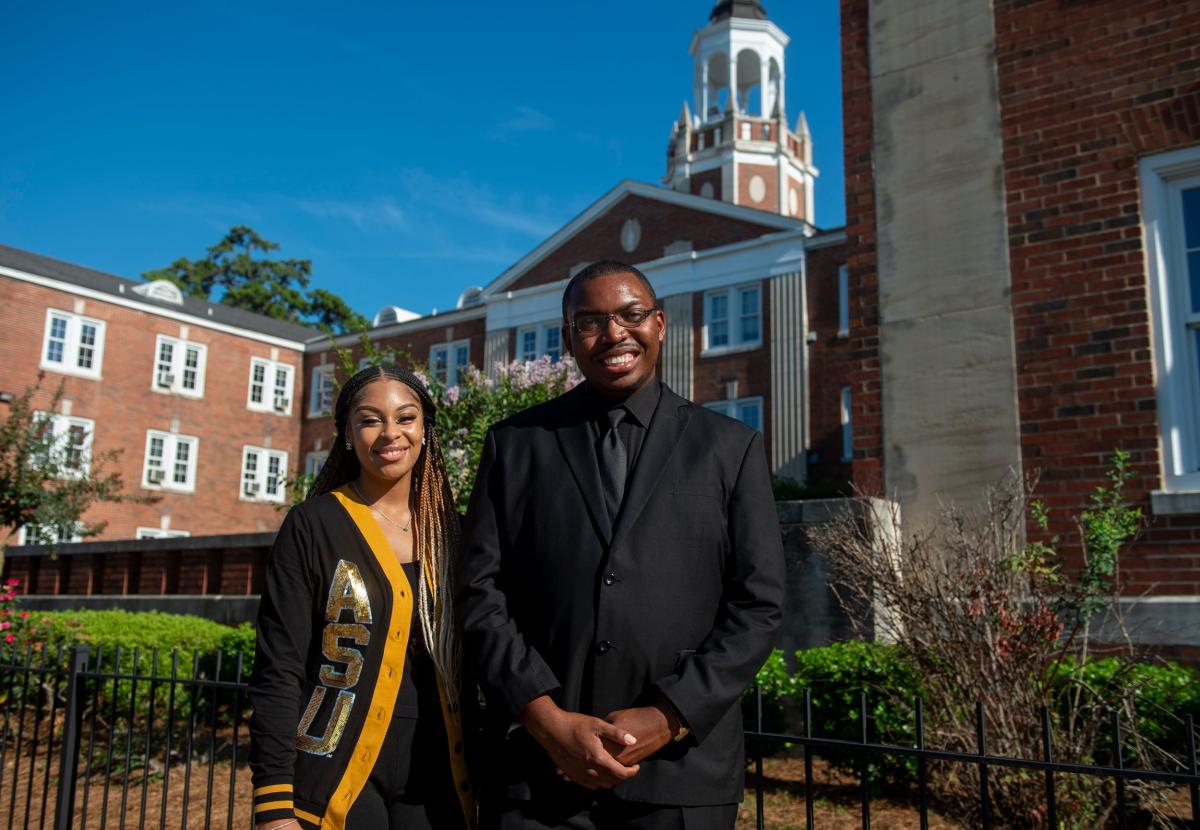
868, 0, 1023, 525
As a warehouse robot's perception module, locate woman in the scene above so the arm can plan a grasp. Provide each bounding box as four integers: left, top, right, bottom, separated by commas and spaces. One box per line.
250, 365, 473, 830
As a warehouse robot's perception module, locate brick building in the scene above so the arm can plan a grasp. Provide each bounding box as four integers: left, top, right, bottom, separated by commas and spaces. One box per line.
0, 245, 316, 542
840, 0, 1200, 646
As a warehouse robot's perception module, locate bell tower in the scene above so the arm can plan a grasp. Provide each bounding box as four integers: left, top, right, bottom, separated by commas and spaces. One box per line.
663, 1, 817, 222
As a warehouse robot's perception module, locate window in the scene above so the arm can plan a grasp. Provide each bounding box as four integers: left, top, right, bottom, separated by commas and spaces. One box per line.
152, 335, 207, 397
33, 412, 93, 478
242, 446, 288, 503
247, 358, 295, 415
305, 450, 329, 479
136, 527, 190, 540
17, 523, 83, 546
517, 323, 562, 362
1143, 147, 1200, 492
704, 397, 764, 432
41, 309, 105, 379
703, 284, 762, 352
309, 366, 336, 417
841, 386, 853, 462
430, 340, 470, 386
143, 430, 198, 492
837, 265, 850, 338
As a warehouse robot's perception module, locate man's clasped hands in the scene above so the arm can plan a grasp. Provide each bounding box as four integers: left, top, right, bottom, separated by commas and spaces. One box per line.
519, 694, 682, 789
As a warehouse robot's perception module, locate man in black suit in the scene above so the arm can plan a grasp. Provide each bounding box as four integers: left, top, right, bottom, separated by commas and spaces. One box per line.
459, 260, 785, 830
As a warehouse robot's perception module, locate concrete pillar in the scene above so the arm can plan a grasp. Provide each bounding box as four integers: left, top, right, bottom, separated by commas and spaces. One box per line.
770, 269, 807, 481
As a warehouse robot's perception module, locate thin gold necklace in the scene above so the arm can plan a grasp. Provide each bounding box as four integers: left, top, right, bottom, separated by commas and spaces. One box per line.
351, 481, 411, 533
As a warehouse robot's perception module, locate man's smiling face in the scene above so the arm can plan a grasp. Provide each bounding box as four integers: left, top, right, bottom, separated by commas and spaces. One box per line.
563, 271, 665, 400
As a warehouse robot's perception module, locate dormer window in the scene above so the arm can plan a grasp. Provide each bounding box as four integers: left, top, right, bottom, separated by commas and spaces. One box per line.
133, 280, 184, 305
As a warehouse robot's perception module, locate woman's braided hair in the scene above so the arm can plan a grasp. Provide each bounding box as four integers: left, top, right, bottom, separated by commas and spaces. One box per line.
309, 364, 461, 703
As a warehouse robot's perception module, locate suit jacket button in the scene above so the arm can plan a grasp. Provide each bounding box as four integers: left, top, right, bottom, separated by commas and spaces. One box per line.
596, 640, 613, 655
603, 573, 616, 586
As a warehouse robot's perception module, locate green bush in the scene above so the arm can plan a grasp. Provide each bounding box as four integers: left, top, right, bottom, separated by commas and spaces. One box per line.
2, 609, 254, 773
751, 642, 1200, 790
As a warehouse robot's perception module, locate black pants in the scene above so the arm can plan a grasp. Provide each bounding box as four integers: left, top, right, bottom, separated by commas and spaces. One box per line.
486, 798, 738, 830
344, 714, 464, 830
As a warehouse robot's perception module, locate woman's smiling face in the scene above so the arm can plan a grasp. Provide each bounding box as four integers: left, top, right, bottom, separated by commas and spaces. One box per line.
349, 378, 425, 485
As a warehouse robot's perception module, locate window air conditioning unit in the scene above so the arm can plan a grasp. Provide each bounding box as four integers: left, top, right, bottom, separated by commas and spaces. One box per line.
157, 372, 175, 388
273, 396, 290, 412
244, 482, 261, 496
147, 469, 165, 484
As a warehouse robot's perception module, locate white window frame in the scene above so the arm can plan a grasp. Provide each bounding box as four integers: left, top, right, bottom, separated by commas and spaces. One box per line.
40, 308, 106, 380
430, 339, 470, 386
241, 445, 289, 503
837, 264, 850, 338
135, 527, 191, 540
1144, 146, 1200, 493
142, 430, 199, 493
17, 522, 84, 546
305, 450, 329, 479
841, 386, 853, 462
702, 283, 762, 354
309, 365, 336, 418
704, 396, 764, 432
246, 358, 295, 415
516, 322, 563, 363
151, 334, 207, 398
33, 411, 94, 478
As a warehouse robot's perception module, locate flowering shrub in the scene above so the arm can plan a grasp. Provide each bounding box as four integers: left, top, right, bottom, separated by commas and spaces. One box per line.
426, 356, 581, 512
0, 577, 27, 646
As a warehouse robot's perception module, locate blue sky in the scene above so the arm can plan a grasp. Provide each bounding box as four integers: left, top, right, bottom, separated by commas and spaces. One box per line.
0, 1, 843, 320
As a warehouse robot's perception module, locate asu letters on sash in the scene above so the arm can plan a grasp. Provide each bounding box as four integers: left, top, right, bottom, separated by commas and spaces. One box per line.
295, 560, 373, 756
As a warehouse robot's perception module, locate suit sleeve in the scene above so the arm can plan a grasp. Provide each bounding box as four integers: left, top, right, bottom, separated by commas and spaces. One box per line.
248, 506, 317, 822
655, 430, 785, 743
458, 428, 562, 721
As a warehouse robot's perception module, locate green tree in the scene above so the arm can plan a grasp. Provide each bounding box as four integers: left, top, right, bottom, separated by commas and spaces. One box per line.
0, 382, 151, 555
143, 226, 368, 334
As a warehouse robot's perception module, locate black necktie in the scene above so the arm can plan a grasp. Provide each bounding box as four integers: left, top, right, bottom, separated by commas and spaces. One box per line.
598, 408, 627, 522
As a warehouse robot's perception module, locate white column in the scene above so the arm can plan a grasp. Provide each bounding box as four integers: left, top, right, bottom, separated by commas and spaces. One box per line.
770, 269, 807, 481
660, 293, 694, 400
729, 58, 739, 114
760, 58, 770, 117
701, 61, 710, 122
483, 329, 509, 379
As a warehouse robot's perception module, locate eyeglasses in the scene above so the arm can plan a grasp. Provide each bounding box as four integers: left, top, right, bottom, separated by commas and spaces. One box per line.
568, 307, 658, 335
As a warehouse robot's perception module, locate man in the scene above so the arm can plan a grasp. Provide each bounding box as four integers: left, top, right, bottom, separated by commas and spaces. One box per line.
459, 260, 785, 829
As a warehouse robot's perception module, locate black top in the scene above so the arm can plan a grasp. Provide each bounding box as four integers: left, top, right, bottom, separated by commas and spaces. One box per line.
583, 378, 662, 477
709, 0, 768, 21
394, 560, 437, 719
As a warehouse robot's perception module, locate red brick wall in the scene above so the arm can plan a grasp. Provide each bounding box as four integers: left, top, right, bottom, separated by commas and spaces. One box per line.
507, 194, 779, 291
0, 278, 303, 540
805, 240, 854, 489
840, 0, 884, 494
690, 170, 723, 201
691, 282, 774, 461
738, 162, 779, 213
995, 0, 1200, 590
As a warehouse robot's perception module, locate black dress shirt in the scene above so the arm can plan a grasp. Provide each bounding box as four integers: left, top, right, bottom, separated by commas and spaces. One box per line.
583, 378, 662, 477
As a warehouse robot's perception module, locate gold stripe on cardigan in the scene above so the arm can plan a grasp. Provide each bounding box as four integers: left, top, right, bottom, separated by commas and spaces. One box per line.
424, 554, 477, 828
321, 486, 415, 830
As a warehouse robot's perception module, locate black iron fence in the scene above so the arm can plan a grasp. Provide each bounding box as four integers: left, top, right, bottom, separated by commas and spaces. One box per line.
0, 646, 1197, 829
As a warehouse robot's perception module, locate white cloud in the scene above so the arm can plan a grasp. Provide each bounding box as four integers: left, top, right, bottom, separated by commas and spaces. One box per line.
487, 105, 555, 140
295, 197, 407, 230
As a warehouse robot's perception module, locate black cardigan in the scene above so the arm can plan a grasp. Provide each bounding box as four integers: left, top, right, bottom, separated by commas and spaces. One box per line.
249, 486, 473, 829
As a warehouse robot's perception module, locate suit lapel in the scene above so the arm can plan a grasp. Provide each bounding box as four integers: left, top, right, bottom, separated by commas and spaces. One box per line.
610, 385, 692, 552
552, 385, 614, 544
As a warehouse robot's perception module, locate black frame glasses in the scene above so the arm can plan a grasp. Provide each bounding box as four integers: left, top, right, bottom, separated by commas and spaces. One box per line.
567, 307, 658, 335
